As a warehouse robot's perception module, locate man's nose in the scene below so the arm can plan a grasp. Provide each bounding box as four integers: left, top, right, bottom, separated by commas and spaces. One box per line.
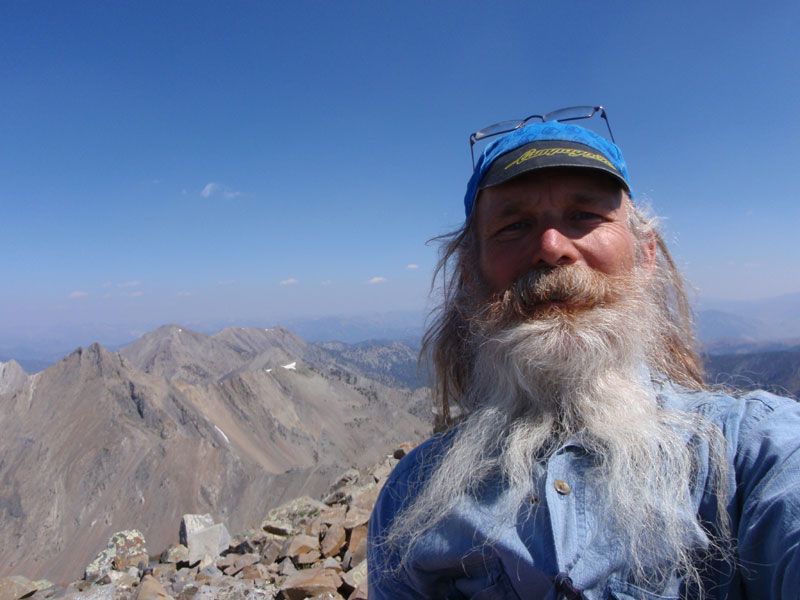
533, 227, 579, 267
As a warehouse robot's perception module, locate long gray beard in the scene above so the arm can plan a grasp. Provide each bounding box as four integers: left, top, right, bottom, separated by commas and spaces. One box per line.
388, 265, 727, 591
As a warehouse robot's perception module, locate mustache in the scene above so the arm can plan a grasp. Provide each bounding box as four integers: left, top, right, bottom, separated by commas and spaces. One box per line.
473, 265, 628, 329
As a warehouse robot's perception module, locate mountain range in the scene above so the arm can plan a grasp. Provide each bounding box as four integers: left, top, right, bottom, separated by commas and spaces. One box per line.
0, 324, 431, 583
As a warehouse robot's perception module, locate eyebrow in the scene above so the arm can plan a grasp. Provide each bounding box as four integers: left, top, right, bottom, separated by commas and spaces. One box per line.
484, 190, 622, 220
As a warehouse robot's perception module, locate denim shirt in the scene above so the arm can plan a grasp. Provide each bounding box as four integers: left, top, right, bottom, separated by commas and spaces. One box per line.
367, 383, 800, 599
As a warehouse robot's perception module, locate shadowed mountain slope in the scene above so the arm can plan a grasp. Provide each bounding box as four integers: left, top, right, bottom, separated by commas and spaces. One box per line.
705, 347, 800, 398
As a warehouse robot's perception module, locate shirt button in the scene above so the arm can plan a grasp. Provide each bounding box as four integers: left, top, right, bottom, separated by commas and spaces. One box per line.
553, 479, 571, 495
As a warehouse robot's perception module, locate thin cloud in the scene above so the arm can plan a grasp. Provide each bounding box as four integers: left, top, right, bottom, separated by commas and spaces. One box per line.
218, 279, 236, 286
177, 291, 194, 297
406, 264, 419, 270
102, 281, 113, 288
280, 278, 299, 286
368, 276, 388, 284
68, 291, 88, 299
202, 182, 241, 199
201, 182, 219, 198
117, 280, 142, 288
320, 280, 334, 286
130, 291, 143, 297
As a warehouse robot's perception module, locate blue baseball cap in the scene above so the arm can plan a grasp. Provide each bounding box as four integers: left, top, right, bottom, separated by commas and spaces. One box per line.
464, 121, 633, 218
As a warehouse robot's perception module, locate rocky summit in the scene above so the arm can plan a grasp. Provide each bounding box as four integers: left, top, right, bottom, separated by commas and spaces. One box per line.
0, 444, 415, 600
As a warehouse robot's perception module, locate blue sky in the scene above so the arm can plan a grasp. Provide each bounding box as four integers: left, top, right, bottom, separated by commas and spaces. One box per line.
2, 1, 799, 344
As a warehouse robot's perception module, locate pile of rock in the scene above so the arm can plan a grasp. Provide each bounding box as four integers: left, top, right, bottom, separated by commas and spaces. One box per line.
0, 443, 414, 600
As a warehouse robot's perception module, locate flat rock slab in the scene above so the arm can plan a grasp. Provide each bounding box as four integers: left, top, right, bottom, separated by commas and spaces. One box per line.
64, 583, 116, 599
320, 522, 346, 558
279, 567, 343, 600
0, 576, 37, 600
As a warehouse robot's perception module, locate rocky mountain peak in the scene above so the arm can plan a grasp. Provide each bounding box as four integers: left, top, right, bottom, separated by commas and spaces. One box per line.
0, 359, 27, 395
0, 323, 431, 583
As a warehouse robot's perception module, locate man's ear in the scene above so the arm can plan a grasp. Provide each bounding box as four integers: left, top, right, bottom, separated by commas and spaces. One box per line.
641, 230, 657, 275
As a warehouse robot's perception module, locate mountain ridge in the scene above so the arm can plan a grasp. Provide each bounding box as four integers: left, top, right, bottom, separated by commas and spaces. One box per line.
0, 325, 431, 583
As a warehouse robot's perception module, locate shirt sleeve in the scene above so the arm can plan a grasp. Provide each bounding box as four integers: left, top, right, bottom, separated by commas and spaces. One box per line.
731, 392, 800, 598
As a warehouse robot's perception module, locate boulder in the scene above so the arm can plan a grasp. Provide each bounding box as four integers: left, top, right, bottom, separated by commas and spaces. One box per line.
0, 576, 37, 600
179, 514, 215, 546
320, 522, 346, 558
186, 523, 231, 564
278, 566, 342, 600
341, 559, 367, 594
161, 544, 189, 565
133, 575, 174, 600
84, 530, 148, 581
280, 534, 319, 560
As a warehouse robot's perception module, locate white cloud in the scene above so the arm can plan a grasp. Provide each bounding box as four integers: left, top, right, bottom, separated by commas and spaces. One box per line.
202, 182, 241, 199
201, 182, 219, 198
102, 281, 113, 288
118, 280, 142, 288
406, 264, 419, 270
68, 291, 88, 299
280, 278, 299, 286
218, 279, 236, 286
320, 280, 334, 286
177, 291, 194, 297
130, 290, 143, 297
368, 276, 388, 284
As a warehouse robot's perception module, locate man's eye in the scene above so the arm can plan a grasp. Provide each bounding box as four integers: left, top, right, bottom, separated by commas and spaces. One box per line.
497, 222, 527, 235
574, 211, 602, 221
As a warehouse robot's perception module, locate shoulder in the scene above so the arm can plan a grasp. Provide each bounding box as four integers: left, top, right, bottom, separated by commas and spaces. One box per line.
656, 380, 800, 443
659, 381, 800, 495
371, 431, 453, 519
367, 432, 454, 599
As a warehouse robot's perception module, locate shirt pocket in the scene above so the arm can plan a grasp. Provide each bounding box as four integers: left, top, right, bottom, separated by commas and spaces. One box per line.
447, 557, 523, 600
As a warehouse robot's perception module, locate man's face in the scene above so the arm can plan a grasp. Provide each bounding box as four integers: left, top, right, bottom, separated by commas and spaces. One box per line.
474, 169, 639, 295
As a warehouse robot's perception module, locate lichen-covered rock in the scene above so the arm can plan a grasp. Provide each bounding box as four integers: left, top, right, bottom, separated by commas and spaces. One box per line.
84, 530, 148, 582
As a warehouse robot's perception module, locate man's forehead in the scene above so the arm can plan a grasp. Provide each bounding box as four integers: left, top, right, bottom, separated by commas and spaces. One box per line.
476, 169, 627, 215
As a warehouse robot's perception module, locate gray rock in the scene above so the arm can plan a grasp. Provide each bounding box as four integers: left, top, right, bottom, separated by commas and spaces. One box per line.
63, 584, 116, 599
179, 515, 216, 547
186, 523, 231, 564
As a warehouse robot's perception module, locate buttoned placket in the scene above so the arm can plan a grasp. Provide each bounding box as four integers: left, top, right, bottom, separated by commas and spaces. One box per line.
545, 444, 588, 585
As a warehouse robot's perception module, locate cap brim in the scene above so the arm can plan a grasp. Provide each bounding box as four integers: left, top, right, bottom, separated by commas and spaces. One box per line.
479, 139, 631, 193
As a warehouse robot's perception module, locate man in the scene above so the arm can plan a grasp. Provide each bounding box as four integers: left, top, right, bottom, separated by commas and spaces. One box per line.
367, 113, 800, 599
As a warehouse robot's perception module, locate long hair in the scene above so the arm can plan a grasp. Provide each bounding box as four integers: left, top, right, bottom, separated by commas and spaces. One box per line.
421, 198, 706, 431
